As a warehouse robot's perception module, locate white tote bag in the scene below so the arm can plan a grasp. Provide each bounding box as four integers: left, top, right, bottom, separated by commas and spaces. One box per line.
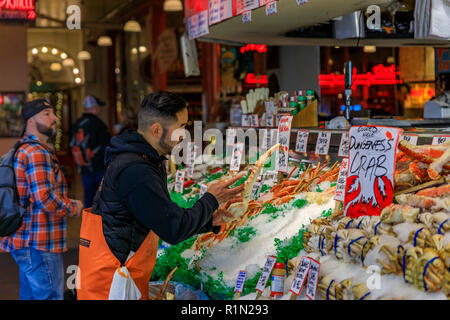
108, 266, 142, 300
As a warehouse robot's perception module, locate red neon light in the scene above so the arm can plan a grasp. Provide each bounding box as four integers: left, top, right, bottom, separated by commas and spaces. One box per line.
240, 44, 267, 54
245, 73, 268, 85
0, 0, 35, 10
319, 64, 402, 88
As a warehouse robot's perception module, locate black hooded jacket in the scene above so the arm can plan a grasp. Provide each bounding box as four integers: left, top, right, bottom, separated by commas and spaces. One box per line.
93, 129, 219, 264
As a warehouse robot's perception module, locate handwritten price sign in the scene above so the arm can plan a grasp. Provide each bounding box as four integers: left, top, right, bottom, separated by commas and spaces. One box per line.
315, 131, 332, 155
256, 256, 277, 293
275, 115, 293, 173
343, 126, 403, 218
338, 132, 349, 157
400, 134, 418, 146
295, 130, 309, 153
432, 135, 450, 145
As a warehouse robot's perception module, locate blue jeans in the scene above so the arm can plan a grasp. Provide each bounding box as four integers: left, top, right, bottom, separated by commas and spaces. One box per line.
11, 247, 64, 300
82, 170, 105, 208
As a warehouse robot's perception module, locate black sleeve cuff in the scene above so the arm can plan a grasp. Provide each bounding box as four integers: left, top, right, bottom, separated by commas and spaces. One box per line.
202, 192, 219, 211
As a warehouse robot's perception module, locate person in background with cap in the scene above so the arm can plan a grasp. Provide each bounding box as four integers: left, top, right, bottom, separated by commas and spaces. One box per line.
0, 99, 84, 300
70, 96, 110, 208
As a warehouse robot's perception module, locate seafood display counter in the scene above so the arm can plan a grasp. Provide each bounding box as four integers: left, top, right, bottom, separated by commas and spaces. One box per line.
150, 127, 449, 300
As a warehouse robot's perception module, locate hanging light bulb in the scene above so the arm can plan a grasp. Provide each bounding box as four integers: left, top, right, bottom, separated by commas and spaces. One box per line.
97, 36, 113, 47
77, 50, 91, 60
63, 58, 75, 67
363, 46, 376, 53
50, 62, 62, 71
123, 20, 141, 32
163, 0, 183, 11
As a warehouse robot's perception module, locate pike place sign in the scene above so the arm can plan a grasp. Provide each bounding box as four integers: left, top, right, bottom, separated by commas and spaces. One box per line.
0, 0, 36, 22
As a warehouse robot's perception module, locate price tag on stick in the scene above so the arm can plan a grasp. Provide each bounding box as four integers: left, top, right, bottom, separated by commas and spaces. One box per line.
234, 270, 247, 294
275, 115, 293, 173
334, 158, 349, 202
174, 170, 185, 193
289, 256, 311, 298
255, 256, 277, 297
305, 257, 320, 300
230, 143, 244, 172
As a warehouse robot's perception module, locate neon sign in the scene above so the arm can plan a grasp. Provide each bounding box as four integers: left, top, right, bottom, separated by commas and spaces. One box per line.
240, 44, 267, 54
0, 0, 36, 20
319, 64, 402, 88
245, 73, 268, 85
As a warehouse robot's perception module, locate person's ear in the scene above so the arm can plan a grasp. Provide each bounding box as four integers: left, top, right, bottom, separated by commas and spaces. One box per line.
150, 122, 163, 139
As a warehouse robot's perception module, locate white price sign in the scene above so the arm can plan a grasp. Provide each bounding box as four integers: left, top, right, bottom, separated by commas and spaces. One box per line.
234, 270, 247, 293
305, 258, 320, 300
226, 128, 237, 146
432, 135, 450, 145
315, 131, 332, 155
334, 158, 349, 202
295, 130, 309, 153
400, 134, 418, 146
197, 10, 210, 37
343, 126, 403, 218
242, 10, 252, 23
219, 0, 233, 20
265, 1, 277, 15
338, 132, 349, 158
230, 142, 244, 172
186, 165, 194, 178
199, 183, 208, 198
270, 129, 278, 147
209, 0, 221, 25
174, 170, 185, 193
255, 256, 277, 293
237, 0, 259, 14
251, 114, 259, 127
290, 256, 311, 296
241, 114, 251, 127
266, 114, 275, 127
275, 116, 293, 173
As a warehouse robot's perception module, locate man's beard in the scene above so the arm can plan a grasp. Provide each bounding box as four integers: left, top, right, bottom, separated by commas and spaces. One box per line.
36, 121, 56, 139
158, 126, 173, 155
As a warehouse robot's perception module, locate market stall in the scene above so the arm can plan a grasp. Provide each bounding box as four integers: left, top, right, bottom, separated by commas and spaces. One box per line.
150, 90, 450, 299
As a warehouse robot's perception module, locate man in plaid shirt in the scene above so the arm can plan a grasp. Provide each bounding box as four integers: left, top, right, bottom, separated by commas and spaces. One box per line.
0, 99, 83, 300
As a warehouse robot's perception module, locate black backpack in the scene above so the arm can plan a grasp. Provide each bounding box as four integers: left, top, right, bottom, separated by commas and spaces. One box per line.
0, 140, 52, 236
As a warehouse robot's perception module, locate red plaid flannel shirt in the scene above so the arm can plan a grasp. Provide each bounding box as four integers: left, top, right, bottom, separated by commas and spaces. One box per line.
0, 134, 81, 253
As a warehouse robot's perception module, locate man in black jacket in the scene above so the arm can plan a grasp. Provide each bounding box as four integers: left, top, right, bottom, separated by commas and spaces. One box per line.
70, 96, 110, 208
90, 91, 244, 265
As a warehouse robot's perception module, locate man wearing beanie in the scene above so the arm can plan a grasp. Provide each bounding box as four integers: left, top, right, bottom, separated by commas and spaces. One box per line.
70, 96, 110, 208
0, 99, 83, 300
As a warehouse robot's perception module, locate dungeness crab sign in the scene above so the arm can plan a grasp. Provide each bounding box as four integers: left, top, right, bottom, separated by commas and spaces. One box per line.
344, 126, 403, 218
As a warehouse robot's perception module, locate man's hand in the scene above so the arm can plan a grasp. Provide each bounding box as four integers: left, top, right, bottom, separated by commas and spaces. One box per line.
71, 200, 84, 217
206, 173, 246, 204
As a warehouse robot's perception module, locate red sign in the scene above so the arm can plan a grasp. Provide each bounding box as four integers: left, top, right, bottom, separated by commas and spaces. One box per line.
0, 0, 36, 20
319, 64, 402, 89
240, 44, 267, 54
245, 73, 268, 85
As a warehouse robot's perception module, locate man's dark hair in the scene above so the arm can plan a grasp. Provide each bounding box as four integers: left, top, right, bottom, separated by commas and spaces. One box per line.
138, 91, 187, 131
